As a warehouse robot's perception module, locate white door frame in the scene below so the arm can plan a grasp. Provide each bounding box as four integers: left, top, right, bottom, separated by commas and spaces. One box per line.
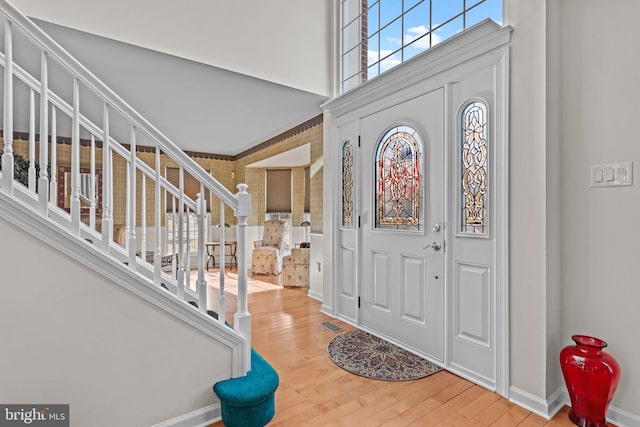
323, 21, 511, 397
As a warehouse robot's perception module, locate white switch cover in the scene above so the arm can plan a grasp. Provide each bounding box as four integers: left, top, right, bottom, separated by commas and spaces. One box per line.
593, 168, 603, 182
591, 162, 633, 187
604, 168, 615, 181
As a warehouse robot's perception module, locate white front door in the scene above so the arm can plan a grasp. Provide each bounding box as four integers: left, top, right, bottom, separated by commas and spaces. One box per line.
358, 89, 445, 362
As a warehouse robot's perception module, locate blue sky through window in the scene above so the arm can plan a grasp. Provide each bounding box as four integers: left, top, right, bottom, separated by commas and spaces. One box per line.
361, 0, 502, 83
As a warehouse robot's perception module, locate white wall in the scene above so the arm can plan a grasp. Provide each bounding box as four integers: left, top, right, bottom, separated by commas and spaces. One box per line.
507, 0, 640, 419
0, 216, 232, 426
10, 0, 333, 96
559, 0, 640, 415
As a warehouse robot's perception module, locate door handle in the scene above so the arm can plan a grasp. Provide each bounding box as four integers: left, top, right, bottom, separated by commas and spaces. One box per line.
422, 241, 442, 251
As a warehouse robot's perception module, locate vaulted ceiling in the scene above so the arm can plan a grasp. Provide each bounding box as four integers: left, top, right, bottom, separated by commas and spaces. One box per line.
33, 19, 327, 156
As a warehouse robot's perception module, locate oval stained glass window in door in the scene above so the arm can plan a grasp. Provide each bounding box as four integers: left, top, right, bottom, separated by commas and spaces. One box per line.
374, 125, 423, 231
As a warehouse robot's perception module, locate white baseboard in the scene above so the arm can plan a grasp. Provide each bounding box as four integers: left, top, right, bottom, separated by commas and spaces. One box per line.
320, 303, 333, 316
510, 386, 640, 427
151, 403, 221, 427
307, 289, 323, 302
509, 386, 564, 420
607, 404, 640, 427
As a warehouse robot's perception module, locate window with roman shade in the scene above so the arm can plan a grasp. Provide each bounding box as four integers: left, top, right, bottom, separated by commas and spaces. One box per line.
266, 169, 292, 213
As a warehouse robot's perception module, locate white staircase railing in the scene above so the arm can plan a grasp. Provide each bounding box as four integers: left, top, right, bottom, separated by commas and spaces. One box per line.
0, 0, 252, 372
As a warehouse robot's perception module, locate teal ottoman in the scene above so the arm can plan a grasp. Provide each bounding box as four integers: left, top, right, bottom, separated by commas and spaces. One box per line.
213, 349, 279, 427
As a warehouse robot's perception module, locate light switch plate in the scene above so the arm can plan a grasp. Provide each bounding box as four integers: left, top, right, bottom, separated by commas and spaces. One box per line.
591, 162, 633, 187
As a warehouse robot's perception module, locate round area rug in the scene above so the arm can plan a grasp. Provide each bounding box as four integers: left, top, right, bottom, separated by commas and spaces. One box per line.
327, 329, 442, 381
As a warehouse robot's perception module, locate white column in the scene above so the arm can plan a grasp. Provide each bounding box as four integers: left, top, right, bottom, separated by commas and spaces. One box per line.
38, 51, 49, 213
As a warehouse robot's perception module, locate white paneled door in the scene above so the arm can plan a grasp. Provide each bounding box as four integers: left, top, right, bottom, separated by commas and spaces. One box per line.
358, 89, 445, 362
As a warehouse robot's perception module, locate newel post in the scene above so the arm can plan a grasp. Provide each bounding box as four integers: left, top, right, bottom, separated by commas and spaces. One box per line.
234, 183, 252, 369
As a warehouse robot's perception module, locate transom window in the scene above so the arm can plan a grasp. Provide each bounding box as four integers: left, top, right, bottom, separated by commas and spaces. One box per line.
341, 0, 503, 92
375, 125, 423, 231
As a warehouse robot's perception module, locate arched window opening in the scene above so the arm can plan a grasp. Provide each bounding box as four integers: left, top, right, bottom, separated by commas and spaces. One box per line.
375, 125, 423, 231
461, 100, 488, 235
342, 141, 354, 227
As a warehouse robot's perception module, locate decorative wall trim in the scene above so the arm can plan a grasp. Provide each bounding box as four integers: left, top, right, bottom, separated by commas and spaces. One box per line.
234, 114, 323, 160
2, 113, 322, 162
151, 403, 221, 427
1, 129, 101, 147
1, 130, 235, 161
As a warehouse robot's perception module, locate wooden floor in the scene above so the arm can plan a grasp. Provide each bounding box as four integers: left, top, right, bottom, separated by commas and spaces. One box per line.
204, 269, 594, 427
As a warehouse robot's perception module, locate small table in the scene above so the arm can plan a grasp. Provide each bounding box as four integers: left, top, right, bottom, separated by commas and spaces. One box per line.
206, 241, 237, 270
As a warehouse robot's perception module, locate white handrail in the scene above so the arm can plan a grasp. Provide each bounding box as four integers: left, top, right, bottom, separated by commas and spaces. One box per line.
0, 0, 238, 210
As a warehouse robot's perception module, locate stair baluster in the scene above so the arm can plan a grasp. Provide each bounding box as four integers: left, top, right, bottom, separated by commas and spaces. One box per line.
2, 20, 13, 193
38, 51, 49, 214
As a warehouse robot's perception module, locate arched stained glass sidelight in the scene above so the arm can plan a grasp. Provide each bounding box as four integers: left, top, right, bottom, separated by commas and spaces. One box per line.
342, 141, 354, 227
375, 125, 423, 231
461, 100, 488, 235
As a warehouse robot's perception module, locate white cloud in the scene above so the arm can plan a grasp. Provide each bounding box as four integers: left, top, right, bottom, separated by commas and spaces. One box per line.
379, 53, 401, 72
403, 25, 442, 50
368, 25, 446, 75
368, 48, 394, 64
386, 37, 402, 46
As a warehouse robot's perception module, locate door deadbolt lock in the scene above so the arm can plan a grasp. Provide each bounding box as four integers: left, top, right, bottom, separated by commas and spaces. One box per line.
432, 223, 441, 232
422, 241, 442, 251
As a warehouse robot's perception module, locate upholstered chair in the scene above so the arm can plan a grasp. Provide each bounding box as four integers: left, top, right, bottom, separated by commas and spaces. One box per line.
251, 219, 286, 275
281, 248, 310, 287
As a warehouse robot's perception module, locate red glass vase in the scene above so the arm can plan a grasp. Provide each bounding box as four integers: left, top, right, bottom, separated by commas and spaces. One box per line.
560, 335, 620, 427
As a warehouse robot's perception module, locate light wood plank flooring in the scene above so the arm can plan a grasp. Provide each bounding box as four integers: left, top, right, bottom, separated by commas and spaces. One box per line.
204, 268, 606, 427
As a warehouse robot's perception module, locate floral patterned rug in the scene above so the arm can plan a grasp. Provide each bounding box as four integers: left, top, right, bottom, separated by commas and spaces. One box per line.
327, 329, 442, 381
